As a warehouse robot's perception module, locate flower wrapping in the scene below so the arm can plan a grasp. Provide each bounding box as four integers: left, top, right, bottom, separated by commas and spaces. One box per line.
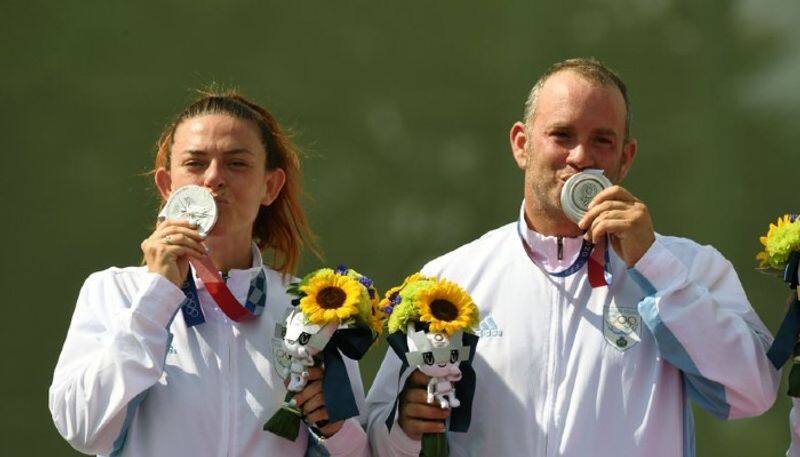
264, 265, 382, 440
758, 215, 800, 397
381, 273, 479, 457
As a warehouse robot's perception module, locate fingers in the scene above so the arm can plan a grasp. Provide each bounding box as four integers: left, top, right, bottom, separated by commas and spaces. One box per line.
589, 185, 637, 207
397, 384, 451, 439
293, 379, 323, 408
406, 369, 432, 388
404, 400, 452, 420
304, 366, 324, 382
304, 403, 329, 424
396, 370, 450, 440
141, 219, 208, 285
578, 200, 630, 231
585, 214, 633, 244
400, 416, 447, 436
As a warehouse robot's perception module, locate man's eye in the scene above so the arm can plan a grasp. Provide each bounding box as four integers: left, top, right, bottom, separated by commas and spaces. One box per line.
230, 161, 248, 168
184, 161, 205, 168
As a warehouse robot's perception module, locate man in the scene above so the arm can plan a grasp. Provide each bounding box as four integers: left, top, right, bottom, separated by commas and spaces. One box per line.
366, 58, 779, 456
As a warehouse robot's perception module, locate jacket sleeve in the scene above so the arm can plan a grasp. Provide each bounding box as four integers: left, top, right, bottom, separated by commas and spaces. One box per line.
365, 348, 423, 457
308, 357, 371, 457
629, 237, 780, 419
48, 270, 185, 455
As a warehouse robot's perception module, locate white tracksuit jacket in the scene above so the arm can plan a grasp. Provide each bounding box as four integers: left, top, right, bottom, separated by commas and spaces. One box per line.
49, 246, 369, 457
366, 208, 779, 457
788, 397, 800, 455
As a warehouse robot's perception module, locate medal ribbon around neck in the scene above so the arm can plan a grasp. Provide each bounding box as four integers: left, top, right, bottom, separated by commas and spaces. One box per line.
179, 256, 267, 326
517, 218, 612, 287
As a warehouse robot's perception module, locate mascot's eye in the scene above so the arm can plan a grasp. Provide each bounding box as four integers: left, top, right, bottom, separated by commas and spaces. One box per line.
423, 352, 434, 365
450, 349, 460, 363
298, 332, 311, 345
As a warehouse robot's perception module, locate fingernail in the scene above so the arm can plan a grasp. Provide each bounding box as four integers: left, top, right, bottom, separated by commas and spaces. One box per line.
204, 245, 211, 254
288, 399, 297, 407
302, 371, 309, 379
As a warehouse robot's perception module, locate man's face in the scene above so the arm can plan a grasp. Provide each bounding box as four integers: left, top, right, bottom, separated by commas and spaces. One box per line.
511, 70, 637, 231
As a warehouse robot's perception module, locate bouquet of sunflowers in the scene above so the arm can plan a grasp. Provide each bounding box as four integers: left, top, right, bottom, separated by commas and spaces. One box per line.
264, 265, 383, 440
381, 273, 480, 457
759, 215, 800, 396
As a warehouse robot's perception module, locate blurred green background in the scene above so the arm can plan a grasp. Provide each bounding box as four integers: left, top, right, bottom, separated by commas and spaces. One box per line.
2, 0, 799, 455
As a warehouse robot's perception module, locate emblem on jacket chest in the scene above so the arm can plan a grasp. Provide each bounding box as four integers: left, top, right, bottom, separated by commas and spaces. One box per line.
603, 305, 641, 351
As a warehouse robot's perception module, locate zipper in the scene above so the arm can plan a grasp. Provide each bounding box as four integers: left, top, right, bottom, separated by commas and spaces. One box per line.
543, 276, 564, 457
557, 237, 564, 260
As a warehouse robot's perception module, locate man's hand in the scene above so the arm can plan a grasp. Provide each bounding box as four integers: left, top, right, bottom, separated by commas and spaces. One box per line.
292, 366, 344, 437
578, 185, 655, 267
398, 370, 450, 441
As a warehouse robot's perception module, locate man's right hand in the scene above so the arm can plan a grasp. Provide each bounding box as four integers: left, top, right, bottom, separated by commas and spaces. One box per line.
142, 219, 206, 286
398, 369, 450, 441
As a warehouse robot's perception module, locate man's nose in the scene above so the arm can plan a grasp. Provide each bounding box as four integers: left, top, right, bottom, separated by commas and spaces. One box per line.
565, 143, 595, 169
202, 160, 225, 189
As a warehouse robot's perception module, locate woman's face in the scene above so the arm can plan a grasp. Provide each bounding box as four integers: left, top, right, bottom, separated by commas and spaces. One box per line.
155, 113, 285, 241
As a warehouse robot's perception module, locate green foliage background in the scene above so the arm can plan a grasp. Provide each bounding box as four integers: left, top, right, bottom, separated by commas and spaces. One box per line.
2, 1, 798, 455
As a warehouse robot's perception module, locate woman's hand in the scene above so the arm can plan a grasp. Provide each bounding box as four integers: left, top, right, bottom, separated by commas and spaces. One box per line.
141, 219, 207, 286
292, 366, 345, 437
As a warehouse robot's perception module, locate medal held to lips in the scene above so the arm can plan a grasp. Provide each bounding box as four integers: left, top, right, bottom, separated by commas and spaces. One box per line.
560, 169, 612, 224
158, 185, 218, 236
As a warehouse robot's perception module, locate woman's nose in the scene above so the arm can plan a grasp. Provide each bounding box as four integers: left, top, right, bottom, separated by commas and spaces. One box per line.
203, 160, 225, 189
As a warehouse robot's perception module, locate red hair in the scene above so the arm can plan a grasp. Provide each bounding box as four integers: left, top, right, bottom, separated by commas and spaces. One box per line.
152, 90, 319, 274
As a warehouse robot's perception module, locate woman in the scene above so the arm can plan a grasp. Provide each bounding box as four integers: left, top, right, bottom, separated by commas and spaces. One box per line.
48, 93, 370, 456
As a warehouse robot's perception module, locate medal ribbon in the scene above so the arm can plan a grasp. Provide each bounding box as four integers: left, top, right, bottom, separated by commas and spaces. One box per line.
517, 219, 611, 287
179, 256, 267, 326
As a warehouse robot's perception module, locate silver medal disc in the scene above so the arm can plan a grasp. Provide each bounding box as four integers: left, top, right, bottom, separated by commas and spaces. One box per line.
560, 169, 612, 224
158, 185, 218, 236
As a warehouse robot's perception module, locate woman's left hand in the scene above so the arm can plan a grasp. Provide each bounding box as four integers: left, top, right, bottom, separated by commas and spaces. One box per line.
292, 366, 344, 437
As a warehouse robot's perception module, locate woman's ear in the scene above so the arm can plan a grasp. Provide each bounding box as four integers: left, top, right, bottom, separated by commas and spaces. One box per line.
155, 167, 172, 200
262, 168, 286, 206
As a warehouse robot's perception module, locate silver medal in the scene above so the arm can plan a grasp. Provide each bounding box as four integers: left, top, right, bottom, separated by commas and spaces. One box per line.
560, 169, 612, 224
158, 185, 218, 236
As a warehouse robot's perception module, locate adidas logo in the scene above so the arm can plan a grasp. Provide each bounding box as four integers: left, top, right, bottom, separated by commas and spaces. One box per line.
475, 315, 503, 338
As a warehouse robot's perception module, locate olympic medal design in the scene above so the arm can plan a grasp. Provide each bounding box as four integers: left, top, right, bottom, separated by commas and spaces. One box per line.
158, 185, 218, 236
560, 169, 612, 224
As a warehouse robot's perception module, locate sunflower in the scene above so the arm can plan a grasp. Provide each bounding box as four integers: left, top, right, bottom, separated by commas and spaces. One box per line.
414, 279, 478, 336
757, 214, 800, 270
380, 272, 427, 312
299, 270, 363, 324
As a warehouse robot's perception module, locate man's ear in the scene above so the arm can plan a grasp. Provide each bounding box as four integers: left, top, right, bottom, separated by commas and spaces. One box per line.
510, 121, 529, 170
261, 168, 286, 206
618, 138, 638, 182
155, 167, 172, 200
